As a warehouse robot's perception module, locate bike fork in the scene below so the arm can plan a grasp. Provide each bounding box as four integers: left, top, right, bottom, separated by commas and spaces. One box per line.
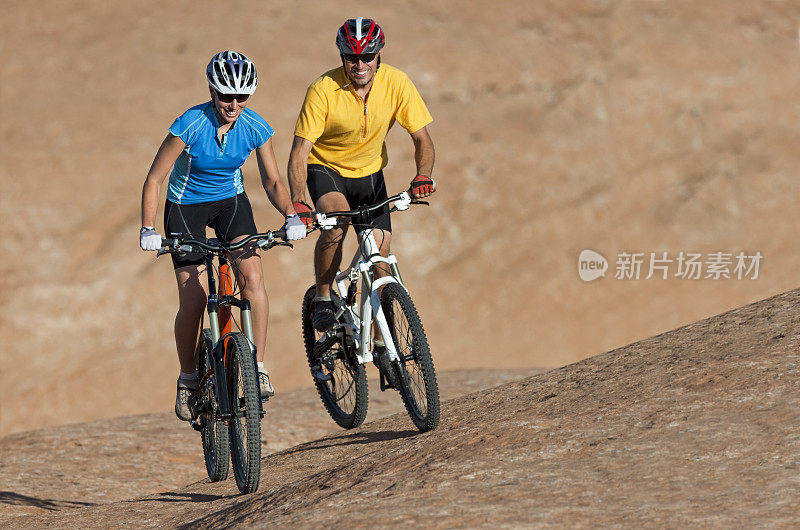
366, 277, 403, 363
240, 304, 260, 377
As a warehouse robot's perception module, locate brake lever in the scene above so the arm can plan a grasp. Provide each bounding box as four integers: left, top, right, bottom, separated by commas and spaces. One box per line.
411, 200, 430, 206
157, 241, 188, 256
259, 240, 294, 250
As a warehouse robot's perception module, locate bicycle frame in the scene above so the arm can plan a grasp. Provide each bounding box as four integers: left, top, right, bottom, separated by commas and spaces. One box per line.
203, 251, 260, 419
217, 261, 235, 338
207, 256, 255, 349
330, 227, 406, 366
160, 230, 287, 423
309, 192, 440, 432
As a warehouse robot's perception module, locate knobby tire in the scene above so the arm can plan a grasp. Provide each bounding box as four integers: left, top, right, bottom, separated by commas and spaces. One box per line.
198, 328, 229, 482
227, 332, 261, 493
381, 282, 440, 432
302, 285, 368, 429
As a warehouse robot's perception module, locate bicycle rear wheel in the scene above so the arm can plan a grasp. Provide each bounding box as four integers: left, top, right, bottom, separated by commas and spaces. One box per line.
226, 332, 261, 493
381, 282, 440, 432
302, 285, 368, 429
197, 328, 229, 482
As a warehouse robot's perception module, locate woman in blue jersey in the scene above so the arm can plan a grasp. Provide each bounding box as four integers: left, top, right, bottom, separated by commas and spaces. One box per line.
139, 51, 306, 421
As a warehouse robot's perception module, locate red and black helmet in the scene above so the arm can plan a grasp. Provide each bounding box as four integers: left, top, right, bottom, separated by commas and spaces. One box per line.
336, 17, 385, 55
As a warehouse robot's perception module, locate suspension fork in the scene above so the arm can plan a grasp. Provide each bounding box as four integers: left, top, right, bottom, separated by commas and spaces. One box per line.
217, 256, 255, 345
204, 255, 229, 415
218, 254, 261, 413
206, 254, 257, 417
368, 276, 404, 363
357, 264, 404, 363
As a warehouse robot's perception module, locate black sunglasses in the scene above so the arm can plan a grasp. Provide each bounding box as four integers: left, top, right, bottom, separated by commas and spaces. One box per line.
343, 52, 378, 64
215, 91, 250, 103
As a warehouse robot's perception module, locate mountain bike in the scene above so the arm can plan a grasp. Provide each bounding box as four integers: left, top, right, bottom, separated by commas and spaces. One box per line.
158, 229, 291, 494
301, 191, 440, 432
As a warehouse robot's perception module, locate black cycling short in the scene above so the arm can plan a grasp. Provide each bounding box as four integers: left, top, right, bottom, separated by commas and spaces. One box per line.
307, 164, 391, 233
163, 193, 258, 269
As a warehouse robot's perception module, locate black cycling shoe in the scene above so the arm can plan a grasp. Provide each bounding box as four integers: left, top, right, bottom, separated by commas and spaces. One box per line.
373, 342, 400, 390
311, 363, 332, 381
312, 299, 337, 331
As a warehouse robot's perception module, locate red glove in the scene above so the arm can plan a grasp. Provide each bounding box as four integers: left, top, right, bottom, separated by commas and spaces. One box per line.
292, 201, 314, 226
410, 174, 436, 197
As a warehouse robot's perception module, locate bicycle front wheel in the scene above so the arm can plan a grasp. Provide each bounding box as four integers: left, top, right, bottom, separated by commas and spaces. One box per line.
381, 283, 440, 432
197, 328, 229, 482
302, 285, 368, 429
226, 332, 261, 494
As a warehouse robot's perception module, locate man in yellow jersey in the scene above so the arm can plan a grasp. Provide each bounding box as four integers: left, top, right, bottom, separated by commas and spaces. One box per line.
288, 17, 436, 332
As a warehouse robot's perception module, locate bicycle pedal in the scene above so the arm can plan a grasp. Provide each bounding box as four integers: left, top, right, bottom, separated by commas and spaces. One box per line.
311, 364, 332, 381
375, 355, 399, 391
314, 334, 339, 356
379, 372, 398, 391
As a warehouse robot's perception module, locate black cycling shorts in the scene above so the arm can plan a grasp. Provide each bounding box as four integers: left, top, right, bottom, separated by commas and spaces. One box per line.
307, 164, 391, 233
163, 193, 258, 269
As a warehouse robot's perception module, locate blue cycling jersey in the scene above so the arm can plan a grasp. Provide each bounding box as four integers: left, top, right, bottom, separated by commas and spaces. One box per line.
166, 101, 275, 204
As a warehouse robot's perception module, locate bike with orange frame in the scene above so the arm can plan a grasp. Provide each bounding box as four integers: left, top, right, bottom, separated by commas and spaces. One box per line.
158, 229, 290, 494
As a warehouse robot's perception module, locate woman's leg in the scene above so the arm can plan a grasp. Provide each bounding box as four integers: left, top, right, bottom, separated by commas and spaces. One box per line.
173, 263, 209, 373
228, 242, 268, 363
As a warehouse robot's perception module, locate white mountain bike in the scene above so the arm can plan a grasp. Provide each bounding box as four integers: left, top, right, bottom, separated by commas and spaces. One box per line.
301, 191, 440, 432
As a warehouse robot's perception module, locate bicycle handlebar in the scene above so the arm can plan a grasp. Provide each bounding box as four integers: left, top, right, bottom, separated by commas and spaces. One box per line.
323, 192, 406, 219
157, 229, 289, 256
313, 191, 428, 231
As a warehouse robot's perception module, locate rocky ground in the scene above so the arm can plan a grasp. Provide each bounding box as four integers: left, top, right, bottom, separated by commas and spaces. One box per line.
3, 290, 800, 527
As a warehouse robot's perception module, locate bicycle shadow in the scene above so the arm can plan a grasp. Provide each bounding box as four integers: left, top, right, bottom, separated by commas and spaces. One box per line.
0, 490, 97, 511
140, 491, 226, 504
282, 429, 419, 455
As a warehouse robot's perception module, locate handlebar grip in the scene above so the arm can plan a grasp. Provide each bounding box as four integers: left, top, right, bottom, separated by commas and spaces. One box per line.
272, 228, 287, 240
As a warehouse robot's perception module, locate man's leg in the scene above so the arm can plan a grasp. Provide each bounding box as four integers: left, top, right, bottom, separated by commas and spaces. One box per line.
369, 229, 393, 347
370, 228, 393, 278
312, 191, 350, 329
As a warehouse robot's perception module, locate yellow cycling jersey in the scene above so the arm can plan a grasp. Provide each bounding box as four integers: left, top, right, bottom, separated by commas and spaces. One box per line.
294, 63, 433, 178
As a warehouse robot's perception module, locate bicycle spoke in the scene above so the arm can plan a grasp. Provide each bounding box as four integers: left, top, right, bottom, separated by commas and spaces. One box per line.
226, 333, 261, 493
381, 283, 440, 432
198, 329, 229, 482
302, 285, 368, 429
330, 364, 356, 404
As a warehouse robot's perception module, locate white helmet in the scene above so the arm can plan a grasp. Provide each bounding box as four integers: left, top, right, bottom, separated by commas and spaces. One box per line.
206, 51, 258, 95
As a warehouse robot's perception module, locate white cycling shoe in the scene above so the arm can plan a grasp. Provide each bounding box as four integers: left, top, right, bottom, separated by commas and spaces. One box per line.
175, 378, 199, 421
258, 369, 274, 400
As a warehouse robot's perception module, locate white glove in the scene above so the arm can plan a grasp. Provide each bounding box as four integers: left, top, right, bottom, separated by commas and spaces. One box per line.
140, 227, 162, 251
285, 215, 307, 241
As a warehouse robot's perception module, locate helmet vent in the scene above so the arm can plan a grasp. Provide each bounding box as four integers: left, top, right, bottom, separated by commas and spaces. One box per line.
206, 51, 258, 95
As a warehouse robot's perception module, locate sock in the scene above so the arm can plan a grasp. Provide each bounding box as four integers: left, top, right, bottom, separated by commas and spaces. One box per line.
257, 362, 266, 374
179, 370, 198, 381
315, 295, 332, 302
